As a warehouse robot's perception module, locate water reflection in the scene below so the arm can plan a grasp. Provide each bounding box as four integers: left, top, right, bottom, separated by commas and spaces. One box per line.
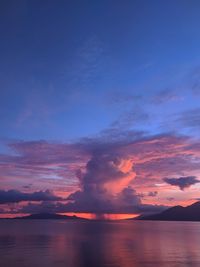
0, 220, 200, 267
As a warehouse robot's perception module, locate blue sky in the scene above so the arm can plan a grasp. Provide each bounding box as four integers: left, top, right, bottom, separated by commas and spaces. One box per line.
1, 0, 200, 141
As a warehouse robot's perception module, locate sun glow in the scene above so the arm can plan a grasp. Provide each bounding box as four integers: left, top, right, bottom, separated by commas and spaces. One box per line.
61, 213, 139, 220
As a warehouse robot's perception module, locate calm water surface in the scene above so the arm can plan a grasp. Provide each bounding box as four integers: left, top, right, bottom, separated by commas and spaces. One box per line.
0, 220, 200, 267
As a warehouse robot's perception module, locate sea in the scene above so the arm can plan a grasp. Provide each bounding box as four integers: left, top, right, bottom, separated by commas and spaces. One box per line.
0, 220, 200, 267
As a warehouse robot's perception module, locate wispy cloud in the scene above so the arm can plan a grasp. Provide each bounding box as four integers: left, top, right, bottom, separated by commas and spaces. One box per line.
152, 88, 183, 105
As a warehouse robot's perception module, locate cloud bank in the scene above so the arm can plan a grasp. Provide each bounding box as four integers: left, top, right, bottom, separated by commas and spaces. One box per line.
0, 189, 62, 204
1, 131, 200, 216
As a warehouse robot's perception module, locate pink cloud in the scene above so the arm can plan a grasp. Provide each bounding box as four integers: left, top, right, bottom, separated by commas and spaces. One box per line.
1, 132, 200, 215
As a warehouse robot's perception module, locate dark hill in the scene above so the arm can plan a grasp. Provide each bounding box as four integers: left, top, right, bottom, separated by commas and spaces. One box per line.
140, 201, 200, 221
12, 213, 87, 220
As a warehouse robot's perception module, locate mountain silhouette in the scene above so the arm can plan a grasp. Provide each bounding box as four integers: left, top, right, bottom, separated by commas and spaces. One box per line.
139, 201, 200, 221
12, 213, 87, 220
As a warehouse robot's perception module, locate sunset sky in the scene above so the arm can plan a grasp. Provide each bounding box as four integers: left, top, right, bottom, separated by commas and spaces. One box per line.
1, 0, 200, 219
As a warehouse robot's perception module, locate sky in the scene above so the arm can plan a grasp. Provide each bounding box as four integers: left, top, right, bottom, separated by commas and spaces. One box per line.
1, 0, 200, 219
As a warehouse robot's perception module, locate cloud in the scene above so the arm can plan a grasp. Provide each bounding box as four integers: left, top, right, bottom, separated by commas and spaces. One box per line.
148, 191, 158, 197
0, 189, 62, 204
60, 148, 167, 215
66, 155, 137, 214
0, 140, 89, 195
3, 132, 200, 190
152, 89, 181, 104
107, 91, 142, 105
17, 201, 69, 215
1, 131, 200, 215
163, 176, 200, 190
110, 107, 149, 129
166, 197, 174, 201
23, 184, 32, 189
66, 35, 106, 91
16, 199, 166, 216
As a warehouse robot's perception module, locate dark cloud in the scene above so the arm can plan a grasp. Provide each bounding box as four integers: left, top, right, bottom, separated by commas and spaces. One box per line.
137, 191, 158, 198
17, 199, 167, 216
148, 191, 158, 197
0, 189, 62, 204
23, 184, 32, 189
18, 201, 69, 215
166, 197, 175, 201
163, 176, 200, 190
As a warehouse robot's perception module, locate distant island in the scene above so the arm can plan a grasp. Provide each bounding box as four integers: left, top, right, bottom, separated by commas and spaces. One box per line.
139, 201, 200, 222
10, 213, 87, 220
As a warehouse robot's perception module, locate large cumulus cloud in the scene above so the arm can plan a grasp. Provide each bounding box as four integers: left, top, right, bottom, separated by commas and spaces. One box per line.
66, 154, 137, 214
62, 153, 167, 215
